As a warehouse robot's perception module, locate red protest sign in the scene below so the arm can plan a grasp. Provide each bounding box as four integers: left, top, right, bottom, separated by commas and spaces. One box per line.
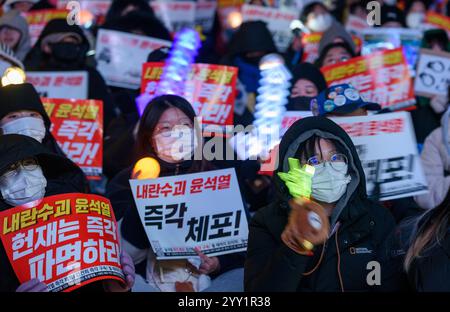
42, 98, 103, 180
141, 62, 237, 132
24, 9, 69, 46
301, 33, 362, 63
0, 193, 124, 292
320, 48, 415, 110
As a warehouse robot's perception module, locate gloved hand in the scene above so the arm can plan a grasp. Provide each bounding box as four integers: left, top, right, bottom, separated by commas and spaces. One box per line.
277, 158, 315, 199
16, 278, 48, 292
103, 251, 135, 292
281, 197, 330, 255
430, 95, 448, 114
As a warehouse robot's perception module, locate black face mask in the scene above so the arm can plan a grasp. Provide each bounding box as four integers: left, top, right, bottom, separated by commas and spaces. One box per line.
287, 96, 315, 111
50, 42, 86, 63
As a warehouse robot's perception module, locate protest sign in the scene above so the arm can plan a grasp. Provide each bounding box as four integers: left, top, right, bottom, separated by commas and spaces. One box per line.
27, 71, 88, 99
129, 168, 248, 260
24, 9, 69, 46
329, 112, 428, 201
424, 11, 450, 36
95, 29, 171, 89
241, 4, 297, 52
321, 48, 415, 111
141, 62, 237, 131
195, 1, 218, 33
42, 98, 103, 180
345, 14, 370, 36
414, 49, 450, 98
361, 28, 423, 73
301, 33, 362, 64
0, 193, 124, 292
150, 1, 196, 33
281, 110, 313, 135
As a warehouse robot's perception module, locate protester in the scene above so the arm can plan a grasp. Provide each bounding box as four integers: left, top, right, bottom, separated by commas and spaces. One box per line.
0, 134, 136, 292
300, 1, 335, 33
0, 9, 30, 61
245, 117, 400, 291
414, 104, 450, 210
106, 95, 245, 292
315, 41, 356, 67
378, 4, 406, 28
0, 83, 89, 192
317, 21, 358, 60
24, 19, 116, 129
405, 0, 430, 29
287, 62, 327, 111
104, 0, 155, 26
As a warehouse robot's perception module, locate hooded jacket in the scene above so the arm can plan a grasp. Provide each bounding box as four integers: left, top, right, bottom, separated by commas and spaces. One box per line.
0, 83, 89, 192
0, 134, 86, 292
244, 117, 400, 292
414, 108, 450, 209
318, 21, 357, 57
24, 19, 116, 129
0, 9, 31, 61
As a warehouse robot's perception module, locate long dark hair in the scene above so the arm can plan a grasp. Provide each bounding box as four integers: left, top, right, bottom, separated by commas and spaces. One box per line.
135, 94, 209, 172
404, 190, 450, 272
294, 134, 347, 165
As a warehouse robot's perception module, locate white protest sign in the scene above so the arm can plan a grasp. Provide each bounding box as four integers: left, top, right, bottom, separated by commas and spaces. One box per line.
150, 1, 196, 33
414, 49, 450, 98
329, 112, 428, 201
26, 71, 88, 99
95, 29, 171, 89
241, 4, 297, 52
195, 1, 217, 33
281, 110, 313, 136
129, 168, 248, 260
345, 14, 369, 36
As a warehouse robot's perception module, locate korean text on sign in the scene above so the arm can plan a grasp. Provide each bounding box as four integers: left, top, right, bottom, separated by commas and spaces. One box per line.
129, 168, 248, 260
42, 98, 103, 180
0, 194, 124, 292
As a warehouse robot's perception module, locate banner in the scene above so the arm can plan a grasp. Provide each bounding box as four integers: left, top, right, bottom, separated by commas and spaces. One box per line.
414, 49, 450, 98
141, 62, 237, 131
361, 28, 423, 74
241, 4, 297, 52
0, 193, 124, 292
321, 48, 415, 111
345, 14, 370, 36
195, 1, 218, 33
150, 1, 196, 33
330, 112, 428, 201
425, 11, 450, 36
42, 98, 103, 180
129, 168, 248, 260
27, 71, 88, 99
24, 9, 69, 46
281, 110, 313, 135
95, 29, 171, 89
301, 33, 362, 64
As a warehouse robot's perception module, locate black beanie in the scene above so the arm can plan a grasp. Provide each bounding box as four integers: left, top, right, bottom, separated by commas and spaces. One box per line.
0, 83, 51, 129
290, 62, 327, 93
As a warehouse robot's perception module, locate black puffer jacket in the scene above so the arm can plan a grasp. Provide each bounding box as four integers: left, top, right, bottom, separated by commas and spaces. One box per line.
244, 117, 402, 292
0, 135, 87, 292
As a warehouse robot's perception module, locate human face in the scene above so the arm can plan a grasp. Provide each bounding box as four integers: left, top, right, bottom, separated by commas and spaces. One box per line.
151, 107, 194, 163
0, 26, 22, 50
0, 110, 43, 128
322, 46, 352, 67
291, 79, 318, 98
306, 5, 329, 25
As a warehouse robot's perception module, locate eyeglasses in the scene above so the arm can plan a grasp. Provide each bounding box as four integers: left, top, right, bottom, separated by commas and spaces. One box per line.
306, 153, 348, 171
0, 158, 39, 180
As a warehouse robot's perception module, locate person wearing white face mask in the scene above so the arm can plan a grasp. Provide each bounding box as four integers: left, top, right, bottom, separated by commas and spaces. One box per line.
245, 117, 401, 292
0, 83, 89, 192
405, 0, 430, 29
105, 95, 247, 292
300, 1, 334, 33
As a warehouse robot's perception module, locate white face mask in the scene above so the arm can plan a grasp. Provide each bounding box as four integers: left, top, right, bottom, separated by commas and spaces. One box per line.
406, 12, 425, 29
311, 162, 351, 203
307, 13, 333, 32
0, 165, 47, 207
154, 128, 198, 163
1, 117, 46, 143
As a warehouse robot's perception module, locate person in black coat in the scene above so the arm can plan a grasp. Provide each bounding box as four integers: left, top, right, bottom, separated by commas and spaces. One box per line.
0, 83, 89, 192
23, 19, 116, 130
0, 134, 135, 292
245, 116, 402, 292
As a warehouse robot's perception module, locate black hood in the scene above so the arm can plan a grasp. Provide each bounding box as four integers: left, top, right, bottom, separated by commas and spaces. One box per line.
274, 116, 366, 226
34, 18, 90, 49
0, 134, 84, 188
0, 83, 51, 129
225, 21, 277, 59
